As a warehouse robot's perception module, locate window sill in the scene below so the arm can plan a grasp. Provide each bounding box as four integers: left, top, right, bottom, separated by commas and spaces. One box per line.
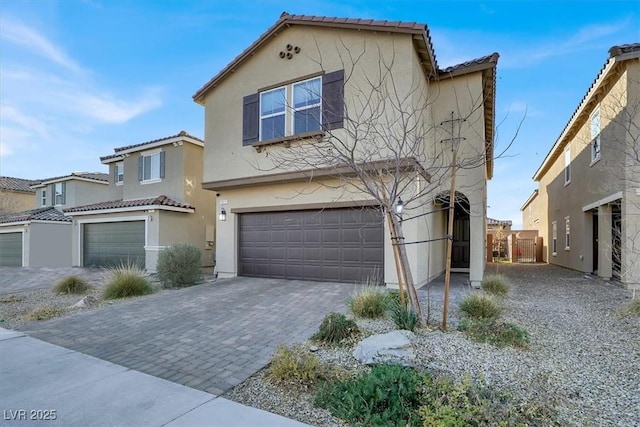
564, 180, 571, 187
552, 252, 557, 257
141, 178, 162, 185
589, 156, 601, 167
116, 182, 124, 186
565, 247, 570, 251
251, 130, 324, 152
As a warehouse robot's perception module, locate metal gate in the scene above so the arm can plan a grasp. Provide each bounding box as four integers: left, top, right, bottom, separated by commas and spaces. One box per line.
515, 239, 536, 263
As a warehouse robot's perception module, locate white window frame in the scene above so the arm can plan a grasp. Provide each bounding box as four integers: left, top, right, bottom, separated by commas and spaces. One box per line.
565, 216, 570, 250
590, 107, 601, 164
564, 148, 571, 185
259, 76, 323, 142
41, 189, 47, 207
141, 149, 162, 184
552, 221, 557, 256
54, 182, 65, 205
115, 162, 124, 185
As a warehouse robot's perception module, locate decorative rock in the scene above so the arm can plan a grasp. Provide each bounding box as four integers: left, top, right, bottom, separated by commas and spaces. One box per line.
71, 295, 99, 308
353, 330, 416, 365
309, 345, 320, 352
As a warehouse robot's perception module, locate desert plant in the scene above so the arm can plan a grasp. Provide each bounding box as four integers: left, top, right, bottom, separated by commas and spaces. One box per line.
24, 305, 66, 321
348, 286, 388, 318
619, 299, 640, 317
458, 293, 502, 321
389, 301, 420, 331
315, 364, 423, 426
156, 243, 203, 288
311, 312, 359, 345
459, 319, 529, 348
103, 262, 154, 299
481, 274, 511, 297
266, 344, 327, 387
52, 275, 91, 295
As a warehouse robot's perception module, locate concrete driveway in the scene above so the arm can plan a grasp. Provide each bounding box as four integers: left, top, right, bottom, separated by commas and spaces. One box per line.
19, 277, 354, 395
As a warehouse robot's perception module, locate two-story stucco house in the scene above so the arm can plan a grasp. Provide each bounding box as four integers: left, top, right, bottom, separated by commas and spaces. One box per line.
0, 173, 111, 267
64, 131, 216, 271
525, 43, 640, 288
193, 13, 497, 287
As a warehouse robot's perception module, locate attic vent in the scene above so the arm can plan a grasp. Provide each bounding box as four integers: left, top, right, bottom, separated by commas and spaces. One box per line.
279, 44, 300, 60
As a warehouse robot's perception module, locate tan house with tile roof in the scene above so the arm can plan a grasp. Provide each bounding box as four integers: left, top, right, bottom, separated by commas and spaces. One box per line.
194, 13, 498, 287
30, 172, 115, 210
64, 132, 216, 271
0, 176, 38, 214
526, 43, 640, 288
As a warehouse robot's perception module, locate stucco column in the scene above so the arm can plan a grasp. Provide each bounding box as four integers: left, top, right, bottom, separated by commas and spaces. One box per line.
469, 213, 484, 288
598, 204, 612, 280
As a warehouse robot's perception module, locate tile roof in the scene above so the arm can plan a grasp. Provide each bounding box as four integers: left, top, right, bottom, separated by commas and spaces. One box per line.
63, 195, 194, 213
487, 218, 512, 226
100, 131, 204, 162
438, 52, 500, 75
0, 176, 39, 193
609, 43, 640, 57
193, 12, 438, 103
31, 172, 109, 187
0, 207, 70, 224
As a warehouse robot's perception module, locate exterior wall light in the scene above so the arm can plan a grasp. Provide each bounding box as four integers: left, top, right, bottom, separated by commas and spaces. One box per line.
219, 208, 227, 221
395, 197, 404, 215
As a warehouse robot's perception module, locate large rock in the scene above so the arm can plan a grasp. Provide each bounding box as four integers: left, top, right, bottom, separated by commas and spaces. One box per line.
70, 295, 98, 308
353, 330, 416, 365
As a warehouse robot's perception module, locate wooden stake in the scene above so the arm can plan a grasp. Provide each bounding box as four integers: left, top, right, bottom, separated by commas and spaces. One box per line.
442, 148, 457, 331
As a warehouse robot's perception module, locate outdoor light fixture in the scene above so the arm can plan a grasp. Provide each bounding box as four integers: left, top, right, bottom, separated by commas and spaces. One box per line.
219, 208, 227, 221
395, 197, 404, 214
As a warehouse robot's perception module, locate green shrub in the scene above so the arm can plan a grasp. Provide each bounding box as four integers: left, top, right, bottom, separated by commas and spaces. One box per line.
156, 243, 202, 288
458, 293, 502, 321
311, 312, 359, 345
389, 301, 420, 331
620, 299, 640, 317
266, 344, 327, 387
24, 305, 66, 321
349, 286, 388, 318
52, 275, 91, 295
316, 364, 423, 426
459, 319, 529, 348
103, 263, 154, 299
481, 274, 511, 297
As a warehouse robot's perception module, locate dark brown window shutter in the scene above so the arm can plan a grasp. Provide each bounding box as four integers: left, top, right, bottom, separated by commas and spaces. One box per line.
242, 93, 259, 145
322, 69, 344, 130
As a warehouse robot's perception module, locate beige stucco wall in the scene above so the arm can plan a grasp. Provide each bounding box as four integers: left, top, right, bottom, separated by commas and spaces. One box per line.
0, 190, 35, 213
34, 181, 113, 209
122, 144, 185, 202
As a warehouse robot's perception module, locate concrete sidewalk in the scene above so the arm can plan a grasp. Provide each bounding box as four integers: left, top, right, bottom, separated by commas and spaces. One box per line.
0, 328, 308, 427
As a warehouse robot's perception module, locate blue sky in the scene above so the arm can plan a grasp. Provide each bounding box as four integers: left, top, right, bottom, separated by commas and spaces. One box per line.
0, 0, 638, 227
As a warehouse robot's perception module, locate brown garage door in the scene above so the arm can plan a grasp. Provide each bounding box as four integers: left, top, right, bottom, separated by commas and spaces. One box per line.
239, 208, 384, 283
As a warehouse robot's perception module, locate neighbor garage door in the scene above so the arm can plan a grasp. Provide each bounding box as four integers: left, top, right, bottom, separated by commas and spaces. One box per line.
239, 208, 384, 283
83, 221, 145, 268
0, 232, 23, 266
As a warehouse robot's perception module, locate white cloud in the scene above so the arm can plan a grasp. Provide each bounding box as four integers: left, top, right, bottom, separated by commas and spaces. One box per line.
58, 88, 163, 123
504, 101, 543, 118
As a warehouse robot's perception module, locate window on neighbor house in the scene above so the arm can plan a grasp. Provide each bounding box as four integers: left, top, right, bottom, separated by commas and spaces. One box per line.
565, 217, 570, 250
564, 148, 571, 185
242, 70, 344, 145
115, 163, 124, 185
41, 189, 47, 206
552, 221, 557, 255
591, 107, 601, 163
138, 151, 165, 182
54, 182, 66, 205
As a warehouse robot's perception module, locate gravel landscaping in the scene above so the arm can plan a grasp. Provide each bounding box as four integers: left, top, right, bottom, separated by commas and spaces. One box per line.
226, 264, 640, 427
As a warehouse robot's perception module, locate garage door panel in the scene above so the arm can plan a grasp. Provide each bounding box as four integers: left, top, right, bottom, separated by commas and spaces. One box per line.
239, 208, 383, 283
83, 221, 145, 268
0, 232, 23, 267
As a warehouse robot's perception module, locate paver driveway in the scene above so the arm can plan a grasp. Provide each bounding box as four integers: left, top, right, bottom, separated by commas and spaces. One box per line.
20, 277, 354, 395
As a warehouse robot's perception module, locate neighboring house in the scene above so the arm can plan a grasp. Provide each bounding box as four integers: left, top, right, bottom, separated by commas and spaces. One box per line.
521, 189, 541, 232
64, 131, 216, 271
0, 176, 38, 213
527, 44, 640, 288
30, 172, 114, 209
0, 207, 71, 267
193, 13, 498, 287
487, 218, 512, 234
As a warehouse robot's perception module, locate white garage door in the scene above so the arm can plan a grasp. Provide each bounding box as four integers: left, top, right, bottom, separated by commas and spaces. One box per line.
83, 221, 145, 268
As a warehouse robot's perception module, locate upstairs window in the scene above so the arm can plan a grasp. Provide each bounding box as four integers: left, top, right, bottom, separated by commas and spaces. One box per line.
138, 150, 165, 183
243, 70, 344, 146
565, 217, 571, 250
552, 221, 557, 256
591, 108, 601, 163
54, 182, 66, 205
564, 148, 571, 185
115, 163, 124, 185
41, 189, 47, 206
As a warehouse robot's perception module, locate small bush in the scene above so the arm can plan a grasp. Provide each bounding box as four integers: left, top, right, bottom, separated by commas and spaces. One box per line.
103, 263, 154, 300
316, 364, 423, 426
459, 293, 502, 321
24, 305, 66, 321
389, 301, 420, 331
620, 299, 640, 317
52, 275, 91, 295
311, 312, 359, 345
266, 344, 326, 387
481, 274, 511, 297
156, 243, 203, 288
349, 286, 388, 318
459, 319, 529, 348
